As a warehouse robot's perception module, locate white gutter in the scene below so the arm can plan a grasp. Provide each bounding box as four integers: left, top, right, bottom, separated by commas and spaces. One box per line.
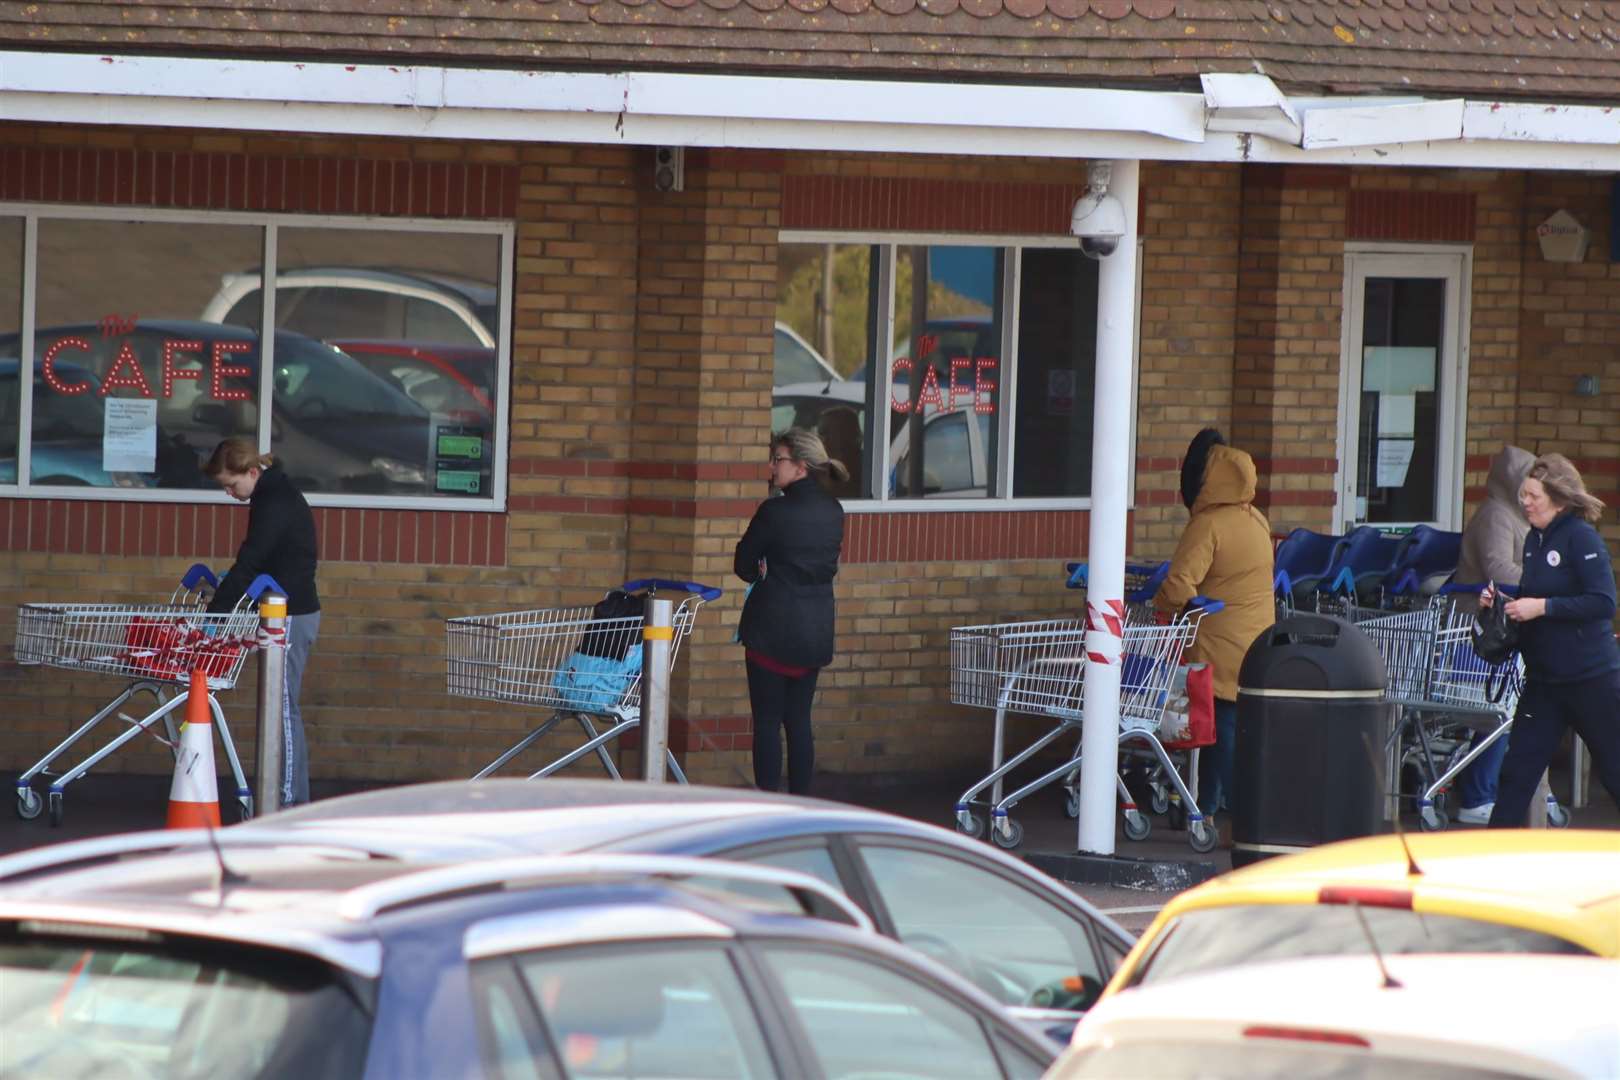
2, 51, 1619, 171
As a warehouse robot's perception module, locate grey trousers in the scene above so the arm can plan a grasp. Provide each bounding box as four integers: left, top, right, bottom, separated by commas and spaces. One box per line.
282, 611, 320, 806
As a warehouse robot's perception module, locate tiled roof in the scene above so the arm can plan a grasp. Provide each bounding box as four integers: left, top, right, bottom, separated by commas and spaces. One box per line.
4, 1, 1620, 100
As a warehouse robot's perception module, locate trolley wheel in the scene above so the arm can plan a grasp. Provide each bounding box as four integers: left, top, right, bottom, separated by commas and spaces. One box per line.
1123, 811, 1151, 842
1150, 785, 1170, 816
1187, 820, 1217, 854
236, 795, 255, 823
991, 818, 1024, 850
1547, 801, 1571, 828
955, 812, 985, 840
1418, 804, 1447, 832
15, 787, 42, 821
1063, 789, 1081, 819
47, 791, 64, 828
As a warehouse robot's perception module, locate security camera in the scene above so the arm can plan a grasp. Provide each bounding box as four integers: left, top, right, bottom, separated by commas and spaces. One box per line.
653, 146, 685, 193
1069, 162, 1125, 260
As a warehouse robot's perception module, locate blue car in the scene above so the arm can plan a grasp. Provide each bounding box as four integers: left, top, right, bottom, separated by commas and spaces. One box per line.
0, 823, 1057, 1079
247, 779, 1136, 1041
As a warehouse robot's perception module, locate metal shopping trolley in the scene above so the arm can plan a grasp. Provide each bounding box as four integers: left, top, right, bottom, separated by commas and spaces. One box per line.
949, 597, 1223, 852
12, 564, 271, 827
1356, 598, 1568, 831
448, 579, 721, 783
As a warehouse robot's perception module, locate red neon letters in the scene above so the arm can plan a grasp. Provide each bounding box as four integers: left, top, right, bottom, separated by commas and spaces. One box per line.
41, 334, 255, 403
890, 357, 998, 416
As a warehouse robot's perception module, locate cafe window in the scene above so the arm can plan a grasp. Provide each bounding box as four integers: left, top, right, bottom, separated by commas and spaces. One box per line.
776, 235, 1114, 506
0, 206, 512, 509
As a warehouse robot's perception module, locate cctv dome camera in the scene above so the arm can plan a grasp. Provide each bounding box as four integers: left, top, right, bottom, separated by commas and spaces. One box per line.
1069, 161, 1126, 260
1077, 233, 1121, 260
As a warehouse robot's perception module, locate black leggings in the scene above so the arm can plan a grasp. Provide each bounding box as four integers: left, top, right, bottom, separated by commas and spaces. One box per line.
747, 660, 820, 795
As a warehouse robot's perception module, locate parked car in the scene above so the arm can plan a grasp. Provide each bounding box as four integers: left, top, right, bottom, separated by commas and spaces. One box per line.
0, 829, 1058, 1079
329, 339, 494, 421
202, 266, 499, 348
774, 321, 841, 386
0, 359, 197, 489
1102, 830, 1620, 1001
1052, 954, 1620, 1080
246, 779, 1136, 1041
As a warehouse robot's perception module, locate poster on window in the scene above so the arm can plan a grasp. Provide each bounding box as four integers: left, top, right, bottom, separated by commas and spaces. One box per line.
103, 398, 157, 473
1375, 438, 1415, 488
1046, 369, 1075, 417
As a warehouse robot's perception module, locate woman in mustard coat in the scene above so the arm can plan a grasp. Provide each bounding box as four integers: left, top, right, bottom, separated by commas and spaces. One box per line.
1154, 435, 1275, 824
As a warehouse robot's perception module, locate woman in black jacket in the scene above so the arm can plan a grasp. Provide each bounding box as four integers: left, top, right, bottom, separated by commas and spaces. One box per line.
204, 437, 321, 807
734, 428, 847, 794
1480, 453, 1620, 826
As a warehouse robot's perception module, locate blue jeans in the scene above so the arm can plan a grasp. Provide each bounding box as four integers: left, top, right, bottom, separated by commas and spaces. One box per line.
281, 612, 319, 807
1457, 728, 1508, 810
1198, 699, 1237, 816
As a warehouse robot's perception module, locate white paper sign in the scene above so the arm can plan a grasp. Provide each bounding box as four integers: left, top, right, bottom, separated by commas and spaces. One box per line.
1375, 438, 1415, 489
1377, 394, 1416, 437
103, 398, 157, 473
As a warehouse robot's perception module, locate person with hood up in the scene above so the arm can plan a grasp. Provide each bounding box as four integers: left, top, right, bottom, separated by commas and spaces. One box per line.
1448, 444, 1535, 824
1154, 429, 1275, 831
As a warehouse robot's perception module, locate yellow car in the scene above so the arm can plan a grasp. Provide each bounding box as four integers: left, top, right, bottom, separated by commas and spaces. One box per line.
1102, 829, 1620, 1001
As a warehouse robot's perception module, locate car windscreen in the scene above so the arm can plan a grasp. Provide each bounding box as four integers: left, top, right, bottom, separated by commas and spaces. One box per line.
1132, 904, 1590, 989
0, 930, 371, 1079
1058, 1042, 1542, 1080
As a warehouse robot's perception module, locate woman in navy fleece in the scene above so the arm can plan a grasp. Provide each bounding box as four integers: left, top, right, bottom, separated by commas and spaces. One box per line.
1480, 453, 1620, 826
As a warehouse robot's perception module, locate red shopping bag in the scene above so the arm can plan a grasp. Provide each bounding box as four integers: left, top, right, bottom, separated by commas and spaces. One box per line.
1162, 662, 1216, 750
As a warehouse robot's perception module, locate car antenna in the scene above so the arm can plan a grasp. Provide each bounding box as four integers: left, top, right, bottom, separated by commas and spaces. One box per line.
202, 823, 249, 904
1349, 900, 1403, 990
1360, 731, 1421, 877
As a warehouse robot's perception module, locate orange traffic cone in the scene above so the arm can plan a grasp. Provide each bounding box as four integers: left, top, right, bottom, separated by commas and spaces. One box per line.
167, 668, 222, 829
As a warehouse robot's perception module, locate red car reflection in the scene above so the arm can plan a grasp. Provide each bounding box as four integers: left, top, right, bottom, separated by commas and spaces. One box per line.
328, 340, 494, 423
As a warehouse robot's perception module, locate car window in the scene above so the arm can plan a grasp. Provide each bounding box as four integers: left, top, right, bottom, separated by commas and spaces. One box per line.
759, 946, 1009, 1080
405, 297, 484, 346
734, 843, 844, 893
344, 350, 488, 417
857, 844, 1104, 1011
513, 944, 777, 1080
892, 411, 973, 496
773, 327, 833, 386
1133, 904, 1592, 989
273, 337, 427, 422
474, 971, 552, 1080
0, 935, 371, 1079
1055, 1042, 1539, 1080
993, 1032, 1051, 1080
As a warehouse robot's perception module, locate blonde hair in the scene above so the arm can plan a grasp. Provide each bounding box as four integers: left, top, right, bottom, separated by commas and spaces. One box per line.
203, 437, 273, 479
774, 427, 849, 485
1527, 453, 1604, 523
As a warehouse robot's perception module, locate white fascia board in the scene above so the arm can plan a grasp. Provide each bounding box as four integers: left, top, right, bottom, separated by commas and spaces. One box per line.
1201, 73, 1302, 143
1301, 99, 1466, 150
1462, 100, 1620, 145
0, 50, 1209, 144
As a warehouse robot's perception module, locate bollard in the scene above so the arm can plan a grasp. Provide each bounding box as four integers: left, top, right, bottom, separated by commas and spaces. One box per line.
255, 593, 288, 817
640, 595, 674, 782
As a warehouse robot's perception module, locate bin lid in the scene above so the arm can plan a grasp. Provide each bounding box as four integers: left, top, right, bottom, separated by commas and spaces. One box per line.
1237, 613, 1387, 694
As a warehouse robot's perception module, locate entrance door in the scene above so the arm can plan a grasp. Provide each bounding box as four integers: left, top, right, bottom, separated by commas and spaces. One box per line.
1336, 248, 1471, 532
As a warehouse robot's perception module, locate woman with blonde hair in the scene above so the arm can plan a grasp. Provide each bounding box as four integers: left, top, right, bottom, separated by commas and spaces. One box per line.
203, 437, 321, 807
734, 427, 847, 794
1480, 453, 1620, 826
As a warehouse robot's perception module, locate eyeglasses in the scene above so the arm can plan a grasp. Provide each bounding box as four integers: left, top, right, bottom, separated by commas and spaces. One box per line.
771, 456, 795, 466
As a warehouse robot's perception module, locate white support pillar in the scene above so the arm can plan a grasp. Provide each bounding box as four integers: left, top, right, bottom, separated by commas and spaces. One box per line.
1076, 158, 1140, 856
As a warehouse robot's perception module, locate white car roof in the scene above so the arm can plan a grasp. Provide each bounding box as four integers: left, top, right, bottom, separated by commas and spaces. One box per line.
1059, 954, 1620, 1080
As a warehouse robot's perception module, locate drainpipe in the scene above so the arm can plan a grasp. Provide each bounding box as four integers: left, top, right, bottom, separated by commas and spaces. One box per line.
1077, 159, 1139, 856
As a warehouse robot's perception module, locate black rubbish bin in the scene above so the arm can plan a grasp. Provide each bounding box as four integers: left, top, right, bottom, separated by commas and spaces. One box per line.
1231, 613, 1394, 869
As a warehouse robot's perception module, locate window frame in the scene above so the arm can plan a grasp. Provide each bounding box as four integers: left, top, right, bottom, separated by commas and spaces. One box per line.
0, 202, 513, 511
779, 230, 1141, 513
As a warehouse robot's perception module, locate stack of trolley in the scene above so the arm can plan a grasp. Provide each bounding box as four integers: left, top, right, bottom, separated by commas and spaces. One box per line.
1355, 594, 1569, 830
13, 564, 269, 827
949, 561, 1223, 853
447, 579, 720, 782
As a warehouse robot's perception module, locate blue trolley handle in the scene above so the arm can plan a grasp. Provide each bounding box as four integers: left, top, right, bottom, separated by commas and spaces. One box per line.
181, 563, 219, 591
246, 574, 289, 602
1187, 596, 1226, 616
621, 578, 723, 603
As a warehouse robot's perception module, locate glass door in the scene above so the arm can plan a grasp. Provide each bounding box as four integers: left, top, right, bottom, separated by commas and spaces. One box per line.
1336, 249, 1470, 532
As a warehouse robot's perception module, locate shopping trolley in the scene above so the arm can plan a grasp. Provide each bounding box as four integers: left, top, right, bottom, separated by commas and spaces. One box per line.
949, 597, 1223, 852
12, 564, 273, 827
1356, 598, 1568, 831
448, 579, 721, 783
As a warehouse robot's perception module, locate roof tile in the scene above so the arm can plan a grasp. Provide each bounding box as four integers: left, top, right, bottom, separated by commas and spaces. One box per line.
1005, 0, 1046, 17
1091, 0, 1131, 17
1045, 0, 1084, 19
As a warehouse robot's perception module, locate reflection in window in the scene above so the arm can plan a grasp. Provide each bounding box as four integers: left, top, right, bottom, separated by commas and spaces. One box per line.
1013, 249, 1098, 497
0, 216, 19, 481
774, 243, 878, 500
1357, 277, 1443, 523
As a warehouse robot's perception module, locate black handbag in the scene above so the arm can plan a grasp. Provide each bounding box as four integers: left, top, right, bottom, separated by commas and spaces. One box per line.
1470, 587, 1520, 666
577, 589, 645, 660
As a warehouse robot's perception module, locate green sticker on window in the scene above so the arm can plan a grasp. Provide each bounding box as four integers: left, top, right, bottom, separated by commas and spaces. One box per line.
436, 471, 481, 494
437, 434, 482, 459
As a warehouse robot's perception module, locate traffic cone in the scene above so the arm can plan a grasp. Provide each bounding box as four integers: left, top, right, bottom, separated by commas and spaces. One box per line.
166, 668, 222, 829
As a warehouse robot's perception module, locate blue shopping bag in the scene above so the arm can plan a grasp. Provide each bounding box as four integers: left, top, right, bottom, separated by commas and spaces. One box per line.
554, 649, 642, 713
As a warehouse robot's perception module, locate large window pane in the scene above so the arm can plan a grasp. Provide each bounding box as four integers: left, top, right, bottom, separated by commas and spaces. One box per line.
259, 227, 503, 499
891, 246, 1002, 500
1013, 249, 1098, 497
1357, 277, 1443, 524
774, 242, 877, 500
0, 217, 20, 482
26, 219, 262, 490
